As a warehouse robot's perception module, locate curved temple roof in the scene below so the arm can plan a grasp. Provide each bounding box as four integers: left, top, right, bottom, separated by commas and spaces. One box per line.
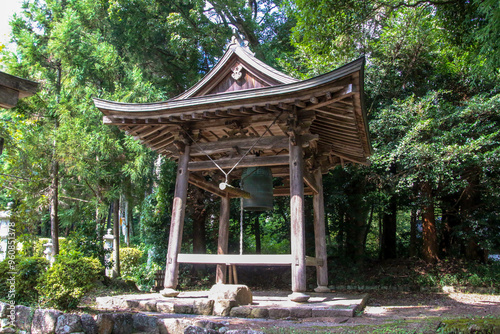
94, 41, 371, 178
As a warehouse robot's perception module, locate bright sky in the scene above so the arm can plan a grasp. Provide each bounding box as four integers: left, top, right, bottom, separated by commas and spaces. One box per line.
0, 0, 24, 47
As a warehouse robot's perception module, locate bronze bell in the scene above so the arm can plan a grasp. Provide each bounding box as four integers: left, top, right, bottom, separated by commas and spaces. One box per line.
241, 167, 273, 211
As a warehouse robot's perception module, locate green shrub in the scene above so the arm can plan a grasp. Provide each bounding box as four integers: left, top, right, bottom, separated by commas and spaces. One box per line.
439, 273, 459, 287
133, 262, 162, 291
119, 247, 144, 279
37, 251, 103, 310
0, 257, 17, 301
0, 256, 48, 305
16, 256, 49, 304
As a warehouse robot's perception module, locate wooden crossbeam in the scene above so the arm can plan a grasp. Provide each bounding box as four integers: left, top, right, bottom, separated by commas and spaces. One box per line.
303, 169, 319, 195
177, 254, 323, 266
188, 174, 227, 197
182, 134, 318, 156
188, 155, 290, 172
305, 86, 354, 111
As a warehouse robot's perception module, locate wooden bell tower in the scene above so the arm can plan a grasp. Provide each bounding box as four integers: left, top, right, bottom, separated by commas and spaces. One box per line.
95, 37, 372, 302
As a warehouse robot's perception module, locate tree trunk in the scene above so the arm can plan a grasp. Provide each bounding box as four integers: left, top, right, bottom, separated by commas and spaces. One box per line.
50, 159, 59, 261
421, 182, 438, 263
381, 162, 397, 259
409, 209, 418, 257
112, 198, 120, 278
254, 214, 261, 254
345, 213, 368, 263
381, 196, 397, 259
338, 212, 345, 256
440, 195, 460, 258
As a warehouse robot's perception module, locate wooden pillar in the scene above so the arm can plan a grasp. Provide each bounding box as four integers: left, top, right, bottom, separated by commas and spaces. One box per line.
112, 198, 120, 278
313, 169, 330, 292
216, 194, 230, 284
161, 144, 190, 297
289, 135, 310, 302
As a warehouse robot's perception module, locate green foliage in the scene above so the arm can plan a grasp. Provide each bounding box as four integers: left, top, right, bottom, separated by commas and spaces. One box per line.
37, 252, 103, 310
119, 247, 144, 280
132, 262, 162, 292
0, 256, 48, 305
139, 159, 176, 264
438, 318, 500, 334
16, 256, 49, 304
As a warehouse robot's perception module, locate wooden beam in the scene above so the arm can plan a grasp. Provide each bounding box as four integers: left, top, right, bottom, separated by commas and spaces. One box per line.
219, 183, 251, 199
188, 155, 290, 171
314, 106, 354, 119
0, 71, 38, 98
331, 151, 369, 165
182, 134, 319, 156
177, 254, 321, 266
0, 86, 19, 109
302, 168, 319, 195
273, 186, 314, 196
306, 92, 355, 111
188, 174, 226, 197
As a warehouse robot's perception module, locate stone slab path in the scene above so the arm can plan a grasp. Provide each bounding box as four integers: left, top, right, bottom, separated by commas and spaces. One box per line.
95, 290, 369, 319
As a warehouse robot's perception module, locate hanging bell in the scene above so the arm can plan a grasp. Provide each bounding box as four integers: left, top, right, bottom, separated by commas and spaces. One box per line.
241, 167, 273, 212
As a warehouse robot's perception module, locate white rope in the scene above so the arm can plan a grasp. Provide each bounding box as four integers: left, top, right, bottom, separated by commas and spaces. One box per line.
185, 111, 283, 184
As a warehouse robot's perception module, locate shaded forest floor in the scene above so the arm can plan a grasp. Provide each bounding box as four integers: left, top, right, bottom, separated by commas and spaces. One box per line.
222, 258, 500, 293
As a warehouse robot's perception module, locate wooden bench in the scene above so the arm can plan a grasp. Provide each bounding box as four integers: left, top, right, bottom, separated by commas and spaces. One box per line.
153, 254, 324, 291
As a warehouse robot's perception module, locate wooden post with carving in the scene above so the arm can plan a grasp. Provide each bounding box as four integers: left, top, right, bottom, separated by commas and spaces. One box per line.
313, 168, 330, 292
216, 193, 230, 284
288, 134, 309, 302
161, 144, 191, 297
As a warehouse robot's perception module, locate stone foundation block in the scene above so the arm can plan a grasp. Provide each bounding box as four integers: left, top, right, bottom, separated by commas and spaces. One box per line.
31, 309, 62, 334
157, 318, 189, 334
132, 314, 159, 334
229, 307, 251, 318
111, 313, 133, 334
212, 300, 236, 317
55, 314, 83, 334
95, 313, 114, 334
139, 300, 158, 312
157, 302, 174, 313
250, 308, 268, 319
209, 284, 252, 305
80, 314, 98, 334
290, 308, 312, 318
193, 300, 214, 316
173, 301, 194, 314
15, 305, 32, 332
268, 308, 290, 319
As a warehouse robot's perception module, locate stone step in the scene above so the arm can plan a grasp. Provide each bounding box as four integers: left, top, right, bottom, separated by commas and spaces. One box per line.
95, 291, 369, 319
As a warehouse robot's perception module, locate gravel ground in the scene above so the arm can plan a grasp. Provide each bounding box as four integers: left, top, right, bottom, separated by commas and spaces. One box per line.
223, 291, 500, 333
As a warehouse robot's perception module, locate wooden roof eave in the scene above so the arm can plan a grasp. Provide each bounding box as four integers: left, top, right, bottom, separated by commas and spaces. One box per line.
94, 57, 366, 118
0, 71, 39, 109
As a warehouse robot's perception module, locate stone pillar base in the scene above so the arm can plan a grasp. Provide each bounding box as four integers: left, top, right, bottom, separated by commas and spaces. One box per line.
160, 288, 180, 297
288, 292, 310, 303
314, 285, 331, 293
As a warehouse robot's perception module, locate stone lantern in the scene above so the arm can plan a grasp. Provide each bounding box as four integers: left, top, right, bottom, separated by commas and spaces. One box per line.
103, 229, 114, 277
43, 239, 53, 263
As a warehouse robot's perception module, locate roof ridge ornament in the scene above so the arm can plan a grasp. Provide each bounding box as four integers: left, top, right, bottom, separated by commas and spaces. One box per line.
227, 30, 255, 56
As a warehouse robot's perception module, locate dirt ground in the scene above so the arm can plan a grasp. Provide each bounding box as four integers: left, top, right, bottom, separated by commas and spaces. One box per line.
224, 291, 500, 333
